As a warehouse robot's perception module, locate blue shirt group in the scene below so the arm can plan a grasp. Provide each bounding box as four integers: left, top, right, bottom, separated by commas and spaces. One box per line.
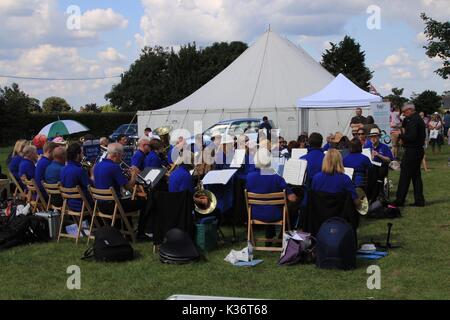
93, 159, 127, 195
343, 153, 372, 187
35, 156, 52, 198
18, 158, 35, 181
45, 160, 65, 184
371, 142, 394, 163
8, 155, 23, 182
131, 149, 147, 171
246, 169, 293, 222
144, 151, 163, 168
169, 165, 194, 193
300, 148, 324, 186
60, 161, 92, 212
311, 172, 358, 200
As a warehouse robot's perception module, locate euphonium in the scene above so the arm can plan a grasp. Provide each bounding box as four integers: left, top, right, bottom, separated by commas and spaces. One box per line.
193, 180, 217, 215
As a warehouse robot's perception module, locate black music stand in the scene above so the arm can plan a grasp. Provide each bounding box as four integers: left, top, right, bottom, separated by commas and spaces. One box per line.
139, 167, 167, 189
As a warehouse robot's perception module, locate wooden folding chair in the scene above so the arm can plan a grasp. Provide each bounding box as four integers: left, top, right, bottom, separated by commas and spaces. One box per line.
245, 189, 290, 252
9, 172, 26, 200
42, 181, 62, 212
21, 177, 47, 213
58, 186, 93, 244
132, 184, 147, 200
88, 186, 139, 244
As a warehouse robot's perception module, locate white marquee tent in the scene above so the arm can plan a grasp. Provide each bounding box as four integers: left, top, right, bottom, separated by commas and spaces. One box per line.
297, 73, 382, 137
137, 30, 335, 141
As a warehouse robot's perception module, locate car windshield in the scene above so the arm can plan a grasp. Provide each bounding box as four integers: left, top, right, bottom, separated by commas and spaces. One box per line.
115, 124, 136, 134
204, 124, 228, 137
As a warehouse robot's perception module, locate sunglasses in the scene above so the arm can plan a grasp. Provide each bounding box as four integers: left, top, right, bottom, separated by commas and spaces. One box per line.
357, 133, 365, 136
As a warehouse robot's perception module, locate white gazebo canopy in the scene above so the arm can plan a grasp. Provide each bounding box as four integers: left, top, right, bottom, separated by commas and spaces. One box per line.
297, 73, 382, 108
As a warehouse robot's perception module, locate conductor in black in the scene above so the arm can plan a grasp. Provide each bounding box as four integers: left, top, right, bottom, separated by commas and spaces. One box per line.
394, 103, 426, 207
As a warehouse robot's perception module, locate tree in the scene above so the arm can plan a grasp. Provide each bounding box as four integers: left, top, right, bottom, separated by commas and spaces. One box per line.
321, 36, 373, 91
80, 103, 100, 113
105, 41, 248, 112
412, 90, 442, 115
0, 83, 36, 145
42, 96, 71, 113
99, 104, 119, 112
421, 13, 450, 79
384, 88, 409, 109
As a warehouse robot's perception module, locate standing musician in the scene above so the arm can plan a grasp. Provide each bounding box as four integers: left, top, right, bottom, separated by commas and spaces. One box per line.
60, 143, 93, 212
93, 143, 150, 239
131, 137, 151, 171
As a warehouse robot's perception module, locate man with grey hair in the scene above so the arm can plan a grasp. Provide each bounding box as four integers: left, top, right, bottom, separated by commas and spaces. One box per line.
393, 103, 426, 207
94, 143, 150, 240
19, 145, 38, 181
131, 137, 151, 171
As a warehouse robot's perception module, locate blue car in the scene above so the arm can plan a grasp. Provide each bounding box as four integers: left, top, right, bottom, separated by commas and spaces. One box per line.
109, 124, 139, 143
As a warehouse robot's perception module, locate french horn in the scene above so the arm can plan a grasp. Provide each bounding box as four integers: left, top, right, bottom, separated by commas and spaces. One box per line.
356, 187, 369, 215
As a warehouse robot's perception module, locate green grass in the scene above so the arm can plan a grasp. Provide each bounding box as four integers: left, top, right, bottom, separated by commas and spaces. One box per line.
0, 146, 449, 300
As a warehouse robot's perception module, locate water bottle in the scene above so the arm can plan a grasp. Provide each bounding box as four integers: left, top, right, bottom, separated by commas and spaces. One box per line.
247, 241, 254, 261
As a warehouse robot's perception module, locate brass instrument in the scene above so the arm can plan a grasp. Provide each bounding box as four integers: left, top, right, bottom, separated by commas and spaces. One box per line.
193, 180, 217, 215
153, 125, 172, 151
356, 187, 369, 215
81, 156, 94, 170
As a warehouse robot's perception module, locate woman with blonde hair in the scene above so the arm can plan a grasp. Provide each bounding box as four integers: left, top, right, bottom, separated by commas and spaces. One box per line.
8, 139, 28, 182
311, 149, 361, 208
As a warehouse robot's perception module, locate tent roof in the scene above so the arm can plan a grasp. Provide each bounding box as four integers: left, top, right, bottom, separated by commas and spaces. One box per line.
297, 73, 382, 108
149, 30, 334, 112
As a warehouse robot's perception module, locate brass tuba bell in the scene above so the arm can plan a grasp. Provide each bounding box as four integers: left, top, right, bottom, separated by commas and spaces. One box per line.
193, 181, 217, 215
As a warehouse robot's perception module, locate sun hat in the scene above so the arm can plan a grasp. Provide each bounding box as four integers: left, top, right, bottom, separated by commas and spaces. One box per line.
368, 128, 381, 137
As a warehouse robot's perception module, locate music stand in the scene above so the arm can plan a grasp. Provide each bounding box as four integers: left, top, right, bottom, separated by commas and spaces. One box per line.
139, 167, 167, 189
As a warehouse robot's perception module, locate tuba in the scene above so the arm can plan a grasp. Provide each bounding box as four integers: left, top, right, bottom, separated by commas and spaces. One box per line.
153, 125, 172, 152
193, 180, 217, 215
356, 187, 369, 215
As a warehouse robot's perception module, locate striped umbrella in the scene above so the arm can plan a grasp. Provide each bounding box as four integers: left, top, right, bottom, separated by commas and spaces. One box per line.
38, 120, 89, 138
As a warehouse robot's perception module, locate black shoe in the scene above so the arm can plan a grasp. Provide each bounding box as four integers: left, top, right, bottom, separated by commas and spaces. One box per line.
409, 202, 425, 207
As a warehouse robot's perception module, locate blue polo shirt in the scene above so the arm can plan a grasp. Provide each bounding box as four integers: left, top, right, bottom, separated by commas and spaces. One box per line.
169, 165, 194, 193
144, 151, 162, 168
8, 155, 23, 180
371, 142, 393, 163
35, 156, 52, 198
19, 158, 35, 180
61, 161, 93, 212
322, 143, 331, 152
363, 140, 372, 148
343, 153, 372, 186
300, 148, 324, 186
167, 145, 175, 164
312, 172, 357, 200
246, 169, 293, 222
93, 159, 127, 195
45, 160, 65, 184
131, 149, 146, 171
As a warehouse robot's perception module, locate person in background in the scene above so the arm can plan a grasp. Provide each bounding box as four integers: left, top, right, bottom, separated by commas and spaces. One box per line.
8, 140, 28, 183
322, 134, 334, 151
131, 137, 151, 171
287, 140, 300, 156
363, 116, 379, 136
19, 145, 38, 181
143, 127, 152, 138
99, 137, 109, 148
297, 134, 308, 149
394, 103, 426, 207
343, 138, 372, 188
419, 112, 430, 149
300, 133, 325, 187
357, 128, 371, 148
258, 116, 273, 142
144, 139, 163, 168
60, 143, 92, 213
443, 110, 450, 138
117, 134, 128, 146
214, 135, 235, 170
44, 146, 66, 184
390, 106, 402, 159
35, 141, 58, 200
428, 112, 444, 154
350, 107, 367, 132
351, 129, 358, 140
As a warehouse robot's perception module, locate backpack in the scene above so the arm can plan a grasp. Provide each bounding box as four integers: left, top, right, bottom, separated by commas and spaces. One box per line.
315, 217, 356, 270
278, 231, 315, 266
82, 226, 134, 262
0, 215, 49, 250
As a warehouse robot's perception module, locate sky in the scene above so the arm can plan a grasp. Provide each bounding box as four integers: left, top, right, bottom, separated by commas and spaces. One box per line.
0, 0, 449, 110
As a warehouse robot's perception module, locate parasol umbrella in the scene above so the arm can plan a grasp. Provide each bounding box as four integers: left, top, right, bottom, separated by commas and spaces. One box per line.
38, 120, 89, 138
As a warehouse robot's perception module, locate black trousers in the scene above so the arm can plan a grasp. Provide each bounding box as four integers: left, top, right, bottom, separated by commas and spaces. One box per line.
98, 198, 148, 236
367, 164, 389, 203
396, 147, 425, 205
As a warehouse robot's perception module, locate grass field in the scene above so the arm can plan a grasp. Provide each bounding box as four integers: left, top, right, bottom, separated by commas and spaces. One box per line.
0, 145, 449, 300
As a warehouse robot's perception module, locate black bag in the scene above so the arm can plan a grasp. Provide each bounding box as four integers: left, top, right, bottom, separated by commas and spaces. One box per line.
315, 217, 356, 270
83, 226, 134, 262
0, 215, 49, 250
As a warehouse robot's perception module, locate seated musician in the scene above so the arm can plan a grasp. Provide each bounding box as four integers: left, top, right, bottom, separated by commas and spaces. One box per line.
19, 145, 38, 181
99, 137, 109, 148
300, 133, 324, 187
131, 137, 151, 171
311, 149, 361, 209
168, 135, 187, 165
93, 143, 149, 239
60, 143, 92, 212
35, 142, 58, 200
45, 146, 67, 184
169, 150, 195, 194
117, 134, 128, 146
367, 128, 394, 202
343, 138, 372, 188
9, 139, 28, 188
235, 134, 255, 181
214, 135, 235, 170
144, 139, 163, 168
246, 148, 298, 240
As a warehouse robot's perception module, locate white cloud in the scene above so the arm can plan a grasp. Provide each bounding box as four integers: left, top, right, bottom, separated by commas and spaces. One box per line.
415, 32, 427, 44
384, 48, 412, 67
81, 8, 128, 31
390, 67, 413, 79
98, 48, 126, 63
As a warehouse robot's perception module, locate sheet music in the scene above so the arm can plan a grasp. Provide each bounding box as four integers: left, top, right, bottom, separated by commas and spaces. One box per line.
362, 148, 372, 160
190, 169, 194, 176
282, 159, 307, 186
291, 148, 308, 159
202, 169, 237, 185
144, 169, 161, 184
344, 167, 354, 180
230, 149, 246, 168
